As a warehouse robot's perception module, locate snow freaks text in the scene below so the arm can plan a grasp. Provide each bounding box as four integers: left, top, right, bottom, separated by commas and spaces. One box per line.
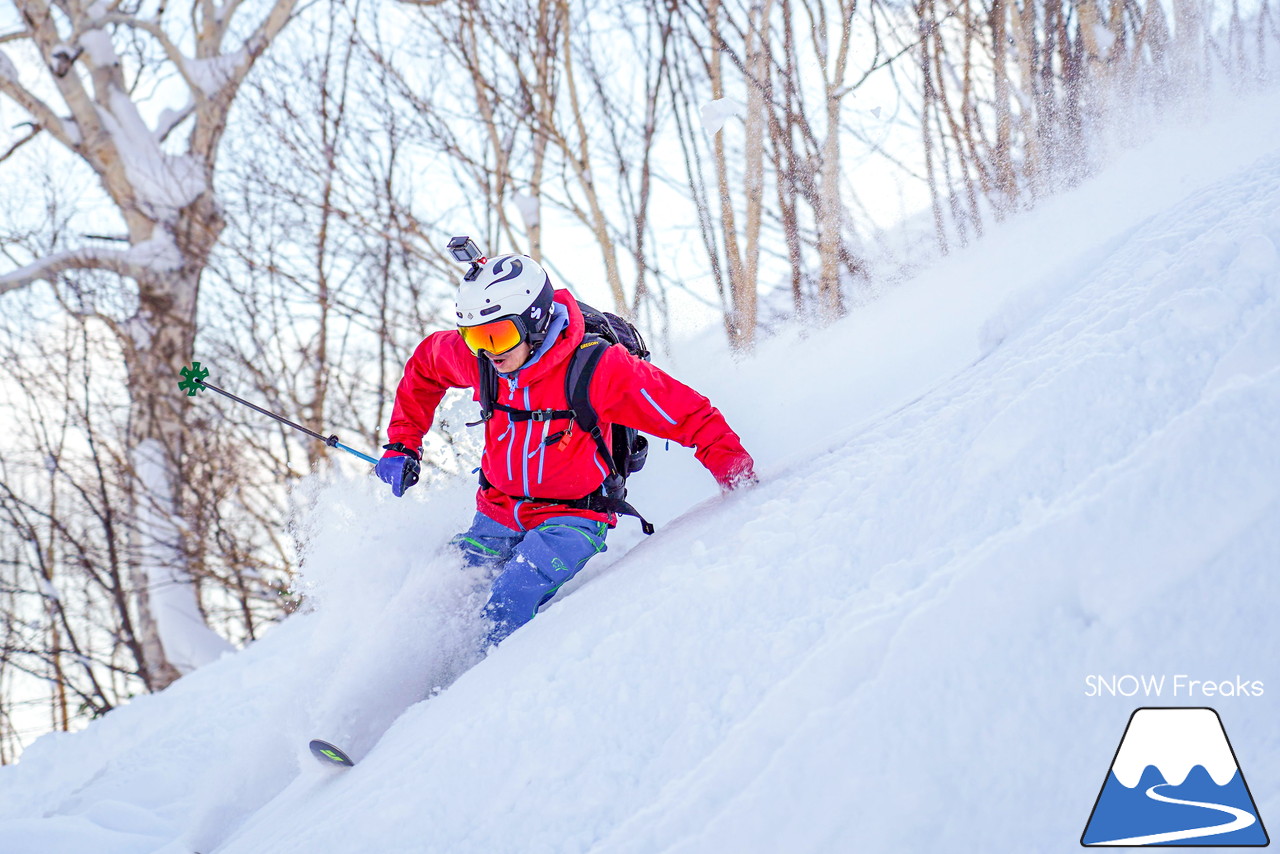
1085, 675, 1265, 699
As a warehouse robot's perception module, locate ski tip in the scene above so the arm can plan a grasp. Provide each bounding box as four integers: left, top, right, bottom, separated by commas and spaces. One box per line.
309, 739, 355, 767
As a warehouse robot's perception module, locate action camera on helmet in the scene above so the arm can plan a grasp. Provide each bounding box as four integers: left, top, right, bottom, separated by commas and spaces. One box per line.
448, 235, 486, 281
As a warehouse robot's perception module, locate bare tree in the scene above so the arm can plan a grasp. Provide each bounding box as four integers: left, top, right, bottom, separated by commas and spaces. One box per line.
367, 0, 680, 322
0, 297, 152, 737
0, 0, 301, 688
672, 0, 897, 341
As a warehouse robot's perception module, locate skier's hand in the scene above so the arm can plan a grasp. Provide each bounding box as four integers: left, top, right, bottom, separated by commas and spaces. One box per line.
375, 444, 421, 497
718, 457, 758, 493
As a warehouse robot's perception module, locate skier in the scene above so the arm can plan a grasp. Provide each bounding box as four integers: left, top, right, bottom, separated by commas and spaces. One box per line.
374, 253, 756, 645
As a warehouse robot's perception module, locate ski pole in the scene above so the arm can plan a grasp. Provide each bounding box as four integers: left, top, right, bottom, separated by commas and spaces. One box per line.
177, 361, 379, 465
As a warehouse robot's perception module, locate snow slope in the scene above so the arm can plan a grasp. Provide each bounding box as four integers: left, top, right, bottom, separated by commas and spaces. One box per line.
3, 90, 1280, 853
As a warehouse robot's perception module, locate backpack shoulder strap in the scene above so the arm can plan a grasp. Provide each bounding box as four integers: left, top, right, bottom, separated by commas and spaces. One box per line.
564, 335, 613, 475
466, 355, 499, 427
564, 336, 655, 535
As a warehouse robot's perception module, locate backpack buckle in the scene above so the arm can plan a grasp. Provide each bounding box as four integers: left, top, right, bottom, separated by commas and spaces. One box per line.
531, 409, 556, 421
601, 474, 626, 501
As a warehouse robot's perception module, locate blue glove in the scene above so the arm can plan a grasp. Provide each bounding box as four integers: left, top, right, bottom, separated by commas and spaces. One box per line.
375, 444, 421, 497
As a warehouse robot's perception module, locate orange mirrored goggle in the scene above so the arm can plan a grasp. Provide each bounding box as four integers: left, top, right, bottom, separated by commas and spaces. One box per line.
458, 318, 525, 356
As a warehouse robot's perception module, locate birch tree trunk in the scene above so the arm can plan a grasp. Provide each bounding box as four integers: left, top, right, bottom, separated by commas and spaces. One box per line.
1171, 0, 1207, 81
555, 0, 627, 314
737, 0, 773, 350
707, 0, 748, 344
990, 0, 1018, 214
815, 0, 853, 319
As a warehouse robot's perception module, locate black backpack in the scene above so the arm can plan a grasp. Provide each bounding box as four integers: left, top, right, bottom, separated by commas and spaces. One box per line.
472, 300, 656, 534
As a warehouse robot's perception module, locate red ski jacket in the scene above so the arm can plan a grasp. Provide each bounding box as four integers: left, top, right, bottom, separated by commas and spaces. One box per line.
385, 290, 755, 530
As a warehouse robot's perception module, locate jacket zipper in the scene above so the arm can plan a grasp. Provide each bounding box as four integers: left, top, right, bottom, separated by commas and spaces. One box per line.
498, 422, 514, 481
520, 386, 534, 496
533, 417, 549, 484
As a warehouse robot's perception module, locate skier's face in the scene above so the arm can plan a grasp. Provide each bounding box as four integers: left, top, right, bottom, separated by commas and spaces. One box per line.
487, 340, 532, 373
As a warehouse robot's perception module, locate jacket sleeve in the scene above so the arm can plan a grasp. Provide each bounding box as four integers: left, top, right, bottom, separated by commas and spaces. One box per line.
385, 331, 477, 454
591, 344, 755, 489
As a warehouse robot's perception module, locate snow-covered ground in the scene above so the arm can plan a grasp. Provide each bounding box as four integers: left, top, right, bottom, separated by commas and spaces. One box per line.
3, 88, 1280, 853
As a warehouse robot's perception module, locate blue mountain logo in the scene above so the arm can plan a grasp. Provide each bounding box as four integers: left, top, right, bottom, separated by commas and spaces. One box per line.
1082, 708, 1269, 846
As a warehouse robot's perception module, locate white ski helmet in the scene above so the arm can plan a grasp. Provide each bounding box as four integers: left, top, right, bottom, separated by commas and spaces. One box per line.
455, 254, 555, 344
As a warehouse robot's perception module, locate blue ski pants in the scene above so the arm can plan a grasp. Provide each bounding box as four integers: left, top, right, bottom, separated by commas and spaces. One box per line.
451, 512, 609, 645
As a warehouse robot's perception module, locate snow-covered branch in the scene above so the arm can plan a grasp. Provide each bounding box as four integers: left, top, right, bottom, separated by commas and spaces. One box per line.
0, 0, 299, 227
0, 235, 180, 296
154, 104, 195, 143
89, 11, 251, 101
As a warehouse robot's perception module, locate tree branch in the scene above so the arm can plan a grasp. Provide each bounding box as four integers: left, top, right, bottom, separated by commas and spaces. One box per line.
99, 13, 210, 98
0, 245, 154, 296
0, 123, 43, 163
0, 53, 80, 149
